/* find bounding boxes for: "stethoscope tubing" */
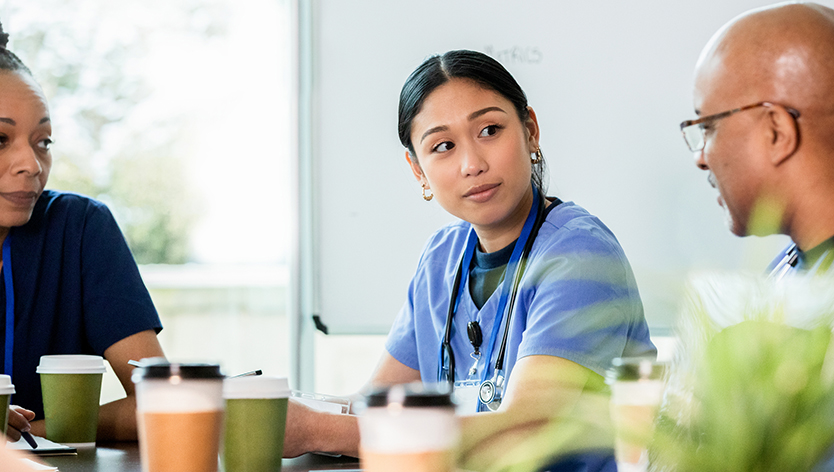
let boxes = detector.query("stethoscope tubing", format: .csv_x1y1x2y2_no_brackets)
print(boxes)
440,188,547,385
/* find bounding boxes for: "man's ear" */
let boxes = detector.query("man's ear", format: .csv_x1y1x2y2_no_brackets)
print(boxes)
766,106,800,166
406,150,426,184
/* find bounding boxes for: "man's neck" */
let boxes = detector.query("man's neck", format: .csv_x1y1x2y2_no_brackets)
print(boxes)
784,195,834,251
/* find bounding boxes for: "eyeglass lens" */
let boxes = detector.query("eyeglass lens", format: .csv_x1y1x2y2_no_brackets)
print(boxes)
682,124,705,152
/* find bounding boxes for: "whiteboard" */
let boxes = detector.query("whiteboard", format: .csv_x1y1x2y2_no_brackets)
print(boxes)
310,0,827,334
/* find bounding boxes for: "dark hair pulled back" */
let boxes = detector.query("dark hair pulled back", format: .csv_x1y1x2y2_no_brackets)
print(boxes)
397,49,546,192
0,21,33,75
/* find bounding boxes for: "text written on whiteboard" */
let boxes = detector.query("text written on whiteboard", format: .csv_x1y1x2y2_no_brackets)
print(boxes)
484,46,543,65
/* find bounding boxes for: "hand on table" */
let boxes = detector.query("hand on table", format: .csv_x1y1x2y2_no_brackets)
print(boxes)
6,405,35,442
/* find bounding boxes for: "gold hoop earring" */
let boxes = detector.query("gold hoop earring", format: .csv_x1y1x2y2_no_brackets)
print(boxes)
422,184,433,202
531,148,543,164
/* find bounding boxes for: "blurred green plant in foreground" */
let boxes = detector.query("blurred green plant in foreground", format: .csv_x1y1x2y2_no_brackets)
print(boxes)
652,273,834,471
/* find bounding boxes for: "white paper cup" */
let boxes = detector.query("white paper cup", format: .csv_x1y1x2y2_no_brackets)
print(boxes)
358,383,458,472
607,357,667,472
133,363,225,472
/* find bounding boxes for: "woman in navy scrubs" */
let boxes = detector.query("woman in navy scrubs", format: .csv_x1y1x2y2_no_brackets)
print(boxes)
284,50,654,471
0,22,165,442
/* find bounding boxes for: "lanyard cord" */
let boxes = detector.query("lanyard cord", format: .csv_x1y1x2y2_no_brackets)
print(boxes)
3,234,13,377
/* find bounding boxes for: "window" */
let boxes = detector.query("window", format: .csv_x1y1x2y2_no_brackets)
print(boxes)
6,0,293,399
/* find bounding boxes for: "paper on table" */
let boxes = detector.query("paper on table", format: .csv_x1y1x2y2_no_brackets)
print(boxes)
291,390,351,415
7,436,77,456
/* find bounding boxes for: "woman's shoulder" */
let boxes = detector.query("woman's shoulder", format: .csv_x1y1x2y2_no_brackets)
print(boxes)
37,190,109,212
531,200,637,288
28,190,115,227
537,200,624,255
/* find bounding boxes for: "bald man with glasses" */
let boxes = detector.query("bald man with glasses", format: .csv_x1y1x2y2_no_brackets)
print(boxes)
681,2,834,277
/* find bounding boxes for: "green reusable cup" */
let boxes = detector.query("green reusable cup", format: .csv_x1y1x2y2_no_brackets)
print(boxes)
0,374,15,444
37,355,106,446
222,376,290,472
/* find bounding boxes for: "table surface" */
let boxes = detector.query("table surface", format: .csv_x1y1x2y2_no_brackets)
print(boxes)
40,442,360,472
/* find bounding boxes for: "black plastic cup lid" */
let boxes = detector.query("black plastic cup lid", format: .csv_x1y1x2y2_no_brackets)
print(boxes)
132,362,223,382
364,382,454,408
606,357,667,383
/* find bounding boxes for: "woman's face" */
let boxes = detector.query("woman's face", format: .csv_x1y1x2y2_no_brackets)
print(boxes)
0,71,52,230
408,78,539,234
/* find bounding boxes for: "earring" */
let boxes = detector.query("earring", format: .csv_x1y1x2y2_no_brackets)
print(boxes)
531,148,543,164
422,184,433,201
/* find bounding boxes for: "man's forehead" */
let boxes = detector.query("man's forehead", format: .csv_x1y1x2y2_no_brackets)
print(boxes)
693,51,738,113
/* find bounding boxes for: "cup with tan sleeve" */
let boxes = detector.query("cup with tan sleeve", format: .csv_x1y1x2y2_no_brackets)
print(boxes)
133,362,224,472
358,383,458,472
37,355,106,447
222,376,290,472
607,357,666,472
0,375,15,444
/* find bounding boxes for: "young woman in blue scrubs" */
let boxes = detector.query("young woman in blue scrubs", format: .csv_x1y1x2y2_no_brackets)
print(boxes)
284,50,655,468
0,23,165,442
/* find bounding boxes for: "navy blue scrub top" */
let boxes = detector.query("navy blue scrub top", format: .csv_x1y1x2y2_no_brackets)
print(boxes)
0,190,162,419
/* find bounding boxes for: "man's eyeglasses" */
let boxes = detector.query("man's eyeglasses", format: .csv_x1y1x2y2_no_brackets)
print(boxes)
679,101,801,152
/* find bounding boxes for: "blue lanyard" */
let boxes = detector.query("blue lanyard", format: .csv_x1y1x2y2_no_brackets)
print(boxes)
3,234,13,378
443,189,541,384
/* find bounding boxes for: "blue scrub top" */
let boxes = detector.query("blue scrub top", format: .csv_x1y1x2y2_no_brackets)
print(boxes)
386,200,655,386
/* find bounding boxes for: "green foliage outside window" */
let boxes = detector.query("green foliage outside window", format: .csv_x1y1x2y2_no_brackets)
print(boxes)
7,0,229,263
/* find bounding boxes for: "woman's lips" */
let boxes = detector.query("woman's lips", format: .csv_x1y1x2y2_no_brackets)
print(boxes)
0,191,39,207
463,183,500,202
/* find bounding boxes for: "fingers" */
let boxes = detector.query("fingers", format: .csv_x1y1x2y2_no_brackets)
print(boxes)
6,405,35,441
11,405,36,421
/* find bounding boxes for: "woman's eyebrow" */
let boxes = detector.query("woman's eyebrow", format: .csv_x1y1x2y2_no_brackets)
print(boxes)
420,125,448,144
468,106,506,121
0,117,50,125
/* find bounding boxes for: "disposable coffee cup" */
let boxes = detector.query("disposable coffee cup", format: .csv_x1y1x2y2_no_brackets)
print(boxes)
222,376,290,472
358,383,458,472
133,362,224,472
607,357,666,472
37,355,106,447
0,375,15,444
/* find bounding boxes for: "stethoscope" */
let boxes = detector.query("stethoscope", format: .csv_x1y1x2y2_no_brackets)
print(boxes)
2,233,14,378
438,186,548,411
767,243,799,282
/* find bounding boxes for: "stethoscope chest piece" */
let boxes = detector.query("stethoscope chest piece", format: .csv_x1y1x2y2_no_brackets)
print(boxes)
478,372,504,411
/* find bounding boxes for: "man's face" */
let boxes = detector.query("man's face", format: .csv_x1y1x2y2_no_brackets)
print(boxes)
692,52,770,236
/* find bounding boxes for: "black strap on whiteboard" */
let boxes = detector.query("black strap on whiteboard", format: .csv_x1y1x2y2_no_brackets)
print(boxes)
312,315,329,335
